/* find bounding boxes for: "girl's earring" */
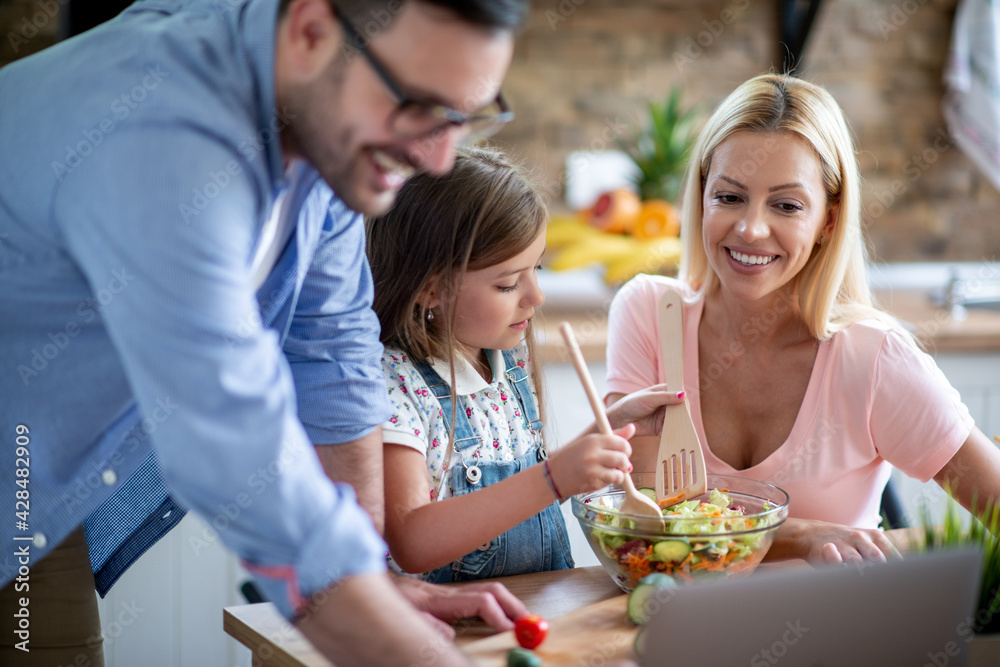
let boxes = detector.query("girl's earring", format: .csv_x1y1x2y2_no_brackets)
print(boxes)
818,236,827,247
427,309,434,321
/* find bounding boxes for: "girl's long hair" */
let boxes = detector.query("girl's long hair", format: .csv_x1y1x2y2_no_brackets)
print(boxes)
367,145,548,428
679,73,895,339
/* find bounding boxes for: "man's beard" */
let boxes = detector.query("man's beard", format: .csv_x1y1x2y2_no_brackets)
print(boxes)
279,56,371,213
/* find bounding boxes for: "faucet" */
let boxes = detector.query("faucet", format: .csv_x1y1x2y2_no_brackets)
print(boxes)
943,269,968,322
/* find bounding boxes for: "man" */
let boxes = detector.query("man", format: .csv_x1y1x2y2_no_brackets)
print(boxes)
0,0,528,664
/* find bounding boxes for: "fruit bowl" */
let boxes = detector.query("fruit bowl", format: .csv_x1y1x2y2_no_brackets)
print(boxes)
571,474,789,592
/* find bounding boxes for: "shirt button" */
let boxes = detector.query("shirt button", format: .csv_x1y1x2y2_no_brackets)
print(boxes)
162,510,173,520
102,469,117,486
33,533,47,549
477,542,491,551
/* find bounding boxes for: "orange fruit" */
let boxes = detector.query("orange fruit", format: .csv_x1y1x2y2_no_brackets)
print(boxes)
631,199,680,239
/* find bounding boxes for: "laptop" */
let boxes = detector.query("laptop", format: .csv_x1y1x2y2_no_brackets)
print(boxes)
639,548,983,667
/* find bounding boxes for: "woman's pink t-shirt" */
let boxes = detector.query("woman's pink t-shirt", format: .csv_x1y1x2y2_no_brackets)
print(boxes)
606,275,974,529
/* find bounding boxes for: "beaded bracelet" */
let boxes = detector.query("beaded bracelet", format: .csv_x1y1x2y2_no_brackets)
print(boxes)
542,459,563,501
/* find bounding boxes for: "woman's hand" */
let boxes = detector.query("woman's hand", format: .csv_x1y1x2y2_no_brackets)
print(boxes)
548,424,636,497
605,384,685,437
767,517,901,565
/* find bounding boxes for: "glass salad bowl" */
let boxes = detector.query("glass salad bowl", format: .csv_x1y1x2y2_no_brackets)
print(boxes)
572,473,789,592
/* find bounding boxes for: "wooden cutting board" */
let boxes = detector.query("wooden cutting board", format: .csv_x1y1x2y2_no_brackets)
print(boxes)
461,594,637,666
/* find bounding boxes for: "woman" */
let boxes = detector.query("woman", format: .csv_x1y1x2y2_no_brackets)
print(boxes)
606,73,1000,563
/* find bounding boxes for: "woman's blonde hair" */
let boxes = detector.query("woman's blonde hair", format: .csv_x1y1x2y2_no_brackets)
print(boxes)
679,73,891,339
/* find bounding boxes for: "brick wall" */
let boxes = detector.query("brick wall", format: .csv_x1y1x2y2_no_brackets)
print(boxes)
494,0,1000,263
3,0,998,262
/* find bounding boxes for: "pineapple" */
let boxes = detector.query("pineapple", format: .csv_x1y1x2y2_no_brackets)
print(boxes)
622,87,699,204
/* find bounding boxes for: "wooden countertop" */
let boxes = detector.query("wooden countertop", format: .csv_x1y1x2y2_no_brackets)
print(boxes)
873,288,1000,353
224,530,921,666
222,567,624,667
533,286,1000,364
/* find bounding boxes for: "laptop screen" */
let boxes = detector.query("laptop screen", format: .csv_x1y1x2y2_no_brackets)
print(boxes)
639,548,983,667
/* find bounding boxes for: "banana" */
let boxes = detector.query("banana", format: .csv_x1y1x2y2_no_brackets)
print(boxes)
545,215,597,250
602,237,683,285
548,234,640,272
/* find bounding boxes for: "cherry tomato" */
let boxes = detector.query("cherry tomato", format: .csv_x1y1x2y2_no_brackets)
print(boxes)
514,613,549,650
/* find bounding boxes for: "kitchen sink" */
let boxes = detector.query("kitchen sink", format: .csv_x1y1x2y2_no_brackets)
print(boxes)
967,302,1000,312
868,262,1000,320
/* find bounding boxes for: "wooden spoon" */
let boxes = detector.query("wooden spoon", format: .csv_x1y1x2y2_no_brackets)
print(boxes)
654,290,707,503
559,322,664,523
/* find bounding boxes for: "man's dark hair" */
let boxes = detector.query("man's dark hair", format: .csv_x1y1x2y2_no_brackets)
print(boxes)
279,0,529,32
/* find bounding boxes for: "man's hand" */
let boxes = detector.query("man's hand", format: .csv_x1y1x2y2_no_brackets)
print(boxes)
393,574,528,633
295,572,470,667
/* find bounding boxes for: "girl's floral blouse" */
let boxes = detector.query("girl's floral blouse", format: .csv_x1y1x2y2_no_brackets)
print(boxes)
380,340,541,501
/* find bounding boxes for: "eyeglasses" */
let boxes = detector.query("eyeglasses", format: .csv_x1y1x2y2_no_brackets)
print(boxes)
333,6,514,141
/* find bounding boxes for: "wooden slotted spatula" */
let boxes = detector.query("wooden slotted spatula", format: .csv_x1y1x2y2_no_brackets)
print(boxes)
654,290,707,503
559,322,664,524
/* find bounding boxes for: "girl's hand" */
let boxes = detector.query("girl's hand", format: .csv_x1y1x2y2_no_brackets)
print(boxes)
605,384,685,437
767,517,901,565
548,424,636,497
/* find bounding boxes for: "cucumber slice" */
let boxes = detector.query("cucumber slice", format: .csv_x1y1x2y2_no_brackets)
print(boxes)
652,539,691,563
634,625,647,657
507,648,542,667
627,574,679,625
637,572,675,587
637,487,657,502
628,582,658,625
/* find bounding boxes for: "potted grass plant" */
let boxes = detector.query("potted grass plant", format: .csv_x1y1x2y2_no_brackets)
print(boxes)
916,497,1000,665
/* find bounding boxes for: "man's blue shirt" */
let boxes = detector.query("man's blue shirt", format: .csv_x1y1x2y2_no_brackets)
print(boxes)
0,0,390,618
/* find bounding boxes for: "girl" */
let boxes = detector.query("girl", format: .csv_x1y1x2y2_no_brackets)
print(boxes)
366,146,681,581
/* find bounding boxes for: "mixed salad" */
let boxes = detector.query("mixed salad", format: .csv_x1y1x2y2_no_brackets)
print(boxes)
586,488,780,588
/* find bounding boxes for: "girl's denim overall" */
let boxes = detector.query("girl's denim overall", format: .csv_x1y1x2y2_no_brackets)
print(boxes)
415,350,575,583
